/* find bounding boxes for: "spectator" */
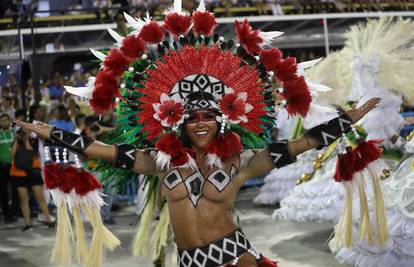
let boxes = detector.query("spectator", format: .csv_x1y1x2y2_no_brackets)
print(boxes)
67,97,81,118
29,104,47,123
1,96,15,120
74,113,86,134
1,86,11,98
268,0,284,15
10,125,54,231
0,113,17,224
48,73,64,103
15,108,26,122
25,79,36,108
48,105,75,132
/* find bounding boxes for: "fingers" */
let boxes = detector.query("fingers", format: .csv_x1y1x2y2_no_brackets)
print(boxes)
362,97,381,113
15,120,35,131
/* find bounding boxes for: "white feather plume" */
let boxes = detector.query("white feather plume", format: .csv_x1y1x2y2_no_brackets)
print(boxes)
107,28,124,47
64,76,95,100
206,153,223,169
155,151,172,171
123,12,146,35
197,0,206,11
259,31,284,47
90,48,106,62
338,17,414,104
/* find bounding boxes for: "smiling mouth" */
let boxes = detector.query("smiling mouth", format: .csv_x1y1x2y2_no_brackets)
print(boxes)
195,130,209,136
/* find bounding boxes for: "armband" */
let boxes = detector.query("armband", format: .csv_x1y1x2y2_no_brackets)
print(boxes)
306,113,352,149
269,140,297,168
50,127,94,156
114,144,137,170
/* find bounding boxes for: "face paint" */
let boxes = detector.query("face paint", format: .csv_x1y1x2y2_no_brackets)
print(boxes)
186,110,218,124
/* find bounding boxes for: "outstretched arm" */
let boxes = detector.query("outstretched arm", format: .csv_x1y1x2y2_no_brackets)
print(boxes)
237,97,380,181
15,121,158,175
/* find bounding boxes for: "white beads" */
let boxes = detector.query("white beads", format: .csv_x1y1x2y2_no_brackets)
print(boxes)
218,36,224,42
268,71,275,77
128,66,134,72
278,99,287,106
220,114,228,134
74,154,82,169
62,148,68,164
54,148,60,164
276,87,284,94
120,83,126,89
247,247,261,260
351,126,360,140
141,53,148,60
44,146,51,162
254,55,260,61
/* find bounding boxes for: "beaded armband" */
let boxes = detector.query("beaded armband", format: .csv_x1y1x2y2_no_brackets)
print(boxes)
50,127,94,156
268,140,297,168
306,113,353,149
114,144,137,170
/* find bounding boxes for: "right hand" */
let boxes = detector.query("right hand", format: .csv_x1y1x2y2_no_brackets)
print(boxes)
15,120,53,140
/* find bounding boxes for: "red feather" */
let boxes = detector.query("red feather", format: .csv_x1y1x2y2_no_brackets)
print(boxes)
259,256,279,267
163,13,192,37
95,70,118,89
139,21,165,44
353,139,383,172
275,57,298,81
59,166,78,194
281,76,311,116
334,147,355,182
192,11,217,37
205,132,243,162
90,88,116,114
90,70,119,114
259,48,283,70
235,19,263,55
121,35,145,60
155,133,191,167
103,48,129,77
155,133,180,155
75,170,103,196
43,163,61,190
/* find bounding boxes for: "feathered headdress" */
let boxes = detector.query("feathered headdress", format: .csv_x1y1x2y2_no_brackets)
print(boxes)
66,0,313,170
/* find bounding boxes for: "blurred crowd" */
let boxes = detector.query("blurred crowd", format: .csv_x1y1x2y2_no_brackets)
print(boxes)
0,0,412,21
0,62,120,231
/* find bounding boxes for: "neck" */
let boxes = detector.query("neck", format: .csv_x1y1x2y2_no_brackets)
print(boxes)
193,146,205,158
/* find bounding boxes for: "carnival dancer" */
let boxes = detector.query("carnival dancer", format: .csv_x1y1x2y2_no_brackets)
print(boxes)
333,135,414,267
274,16,413,224
16,1,379,266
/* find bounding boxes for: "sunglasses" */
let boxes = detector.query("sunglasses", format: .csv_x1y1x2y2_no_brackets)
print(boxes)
186,110,218,124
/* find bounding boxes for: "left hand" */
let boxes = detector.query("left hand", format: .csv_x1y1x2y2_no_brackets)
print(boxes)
346,97,381,123
15,120,53,140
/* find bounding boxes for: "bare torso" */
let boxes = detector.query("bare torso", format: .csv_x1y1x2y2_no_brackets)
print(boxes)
159,153,248,249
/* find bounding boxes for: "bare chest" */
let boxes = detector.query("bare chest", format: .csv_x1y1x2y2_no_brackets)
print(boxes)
161,164,239,207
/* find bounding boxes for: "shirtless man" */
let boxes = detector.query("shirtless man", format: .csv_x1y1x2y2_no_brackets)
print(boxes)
16,96,379,267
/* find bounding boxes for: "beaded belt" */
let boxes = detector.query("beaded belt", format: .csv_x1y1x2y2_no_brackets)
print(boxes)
178,228,261,267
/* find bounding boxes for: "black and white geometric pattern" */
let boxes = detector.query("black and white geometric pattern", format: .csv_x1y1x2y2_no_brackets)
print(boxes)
170,74,232,112
184,172,206,207
50,127,94,156
207,169,231,192
164,167,237,206
164,169,183,190
114,144,137,170
164,168,237,207
306,113,352,148
178,228,255,267
268,140,297,169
